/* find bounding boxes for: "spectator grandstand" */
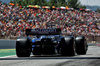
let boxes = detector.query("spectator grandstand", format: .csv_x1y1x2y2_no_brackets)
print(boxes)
0,2,100,41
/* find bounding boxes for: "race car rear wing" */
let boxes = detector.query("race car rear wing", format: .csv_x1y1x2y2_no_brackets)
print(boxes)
26,28,61,35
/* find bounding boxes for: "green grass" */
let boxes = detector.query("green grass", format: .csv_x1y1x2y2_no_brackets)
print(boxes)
0,49,16,57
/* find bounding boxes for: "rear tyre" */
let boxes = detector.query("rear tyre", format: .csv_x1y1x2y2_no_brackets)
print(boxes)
16,37,31,57
61,37,75,56
75,36,88,55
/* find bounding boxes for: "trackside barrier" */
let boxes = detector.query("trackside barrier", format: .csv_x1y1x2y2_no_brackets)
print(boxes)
86,35,100,44
0,35,100,44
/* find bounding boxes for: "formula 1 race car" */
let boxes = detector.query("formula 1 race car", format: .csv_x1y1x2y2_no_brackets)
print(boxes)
16,28,88,57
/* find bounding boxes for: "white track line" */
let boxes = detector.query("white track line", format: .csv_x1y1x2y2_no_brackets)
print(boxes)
0,55,16,58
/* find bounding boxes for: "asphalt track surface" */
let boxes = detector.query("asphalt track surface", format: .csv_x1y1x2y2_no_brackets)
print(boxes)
0,44,100,66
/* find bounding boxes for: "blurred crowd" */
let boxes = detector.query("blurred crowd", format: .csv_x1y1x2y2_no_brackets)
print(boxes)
0,2,100,39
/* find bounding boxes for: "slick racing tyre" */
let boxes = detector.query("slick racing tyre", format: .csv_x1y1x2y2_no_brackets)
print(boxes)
75,36,88,55
16,37,31,57
61,36,75,56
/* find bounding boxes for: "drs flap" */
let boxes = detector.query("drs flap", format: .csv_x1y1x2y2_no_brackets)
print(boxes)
26,28,61,35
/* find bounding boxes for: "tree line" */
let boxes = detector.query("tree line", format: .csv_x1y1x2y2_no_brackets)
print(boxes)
10,0,86,9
